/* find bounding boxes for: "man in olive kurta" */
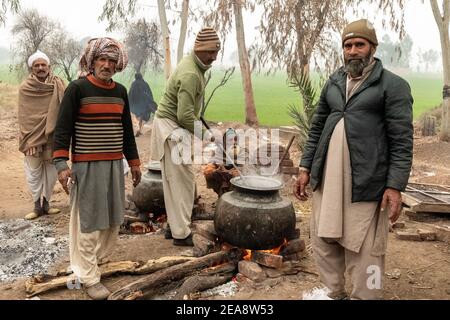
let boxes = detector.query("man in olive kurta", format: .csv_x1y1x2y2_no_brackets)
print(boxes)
150,28,221,246
294,20,413,300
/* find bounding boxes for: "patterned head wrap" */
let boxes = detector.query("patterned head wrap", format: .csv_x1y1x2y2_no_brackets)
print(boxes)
79,37,128,77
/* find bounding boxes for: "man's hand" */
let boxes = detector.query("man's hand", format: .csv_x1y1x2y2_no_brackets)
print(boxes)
58,169,72,195
131,166,141,187
381,188,403,223
293,170,310,201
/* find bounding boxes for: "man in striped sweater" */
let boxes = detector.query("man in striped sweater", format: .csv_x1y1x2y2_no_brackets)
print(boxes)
53,38,141,300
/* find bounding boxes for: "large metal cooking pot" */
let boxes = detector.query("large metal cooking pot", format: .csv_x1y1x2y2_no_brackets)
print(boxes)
214,176,296,250
132,161,165,214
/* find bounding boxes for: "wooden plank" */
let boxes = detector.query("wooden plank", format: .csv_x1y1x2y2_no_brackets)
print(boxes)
402,182,450,213
406,186,450,204
401,193,421,207
407,203,450,214
408,182,450,192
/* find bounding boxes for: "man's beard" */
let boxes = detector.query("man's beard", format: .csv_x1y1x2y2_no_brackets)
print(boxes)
344,54,372,78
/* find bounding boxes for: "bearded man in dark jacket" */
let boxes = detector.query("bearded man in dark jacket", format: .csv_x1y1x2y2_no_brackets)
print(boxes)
294,19,413,300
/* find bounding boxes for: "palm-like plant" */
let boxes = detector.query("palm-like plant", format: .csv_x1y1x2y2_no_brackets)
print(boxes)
287,71,323,151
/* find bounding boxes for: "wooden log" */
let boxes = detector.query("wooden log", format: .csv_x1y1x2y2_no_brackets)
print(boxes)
280,239,306,256
200,262,237,276
25,261,141,297
193,234,217,257
251,251,283,269
173,263,237,300
134,256,196,275
422,116,437,136
173,274,234,300
108,249,243,300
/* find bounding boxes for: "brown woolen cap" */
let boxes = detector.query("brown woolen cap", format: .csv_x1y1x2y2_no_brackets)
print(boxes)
194,27,221,52
342,19,378,47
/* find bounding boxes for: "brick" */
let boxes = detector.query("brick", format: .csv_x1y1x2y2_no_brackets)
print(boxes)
392,222,405,229
434,225,450,243
283,253,301,262
404,210,445,223
286,228,301,241
281,166,299,175
263,267,283,278
238,261,267,282
417,229,436,241
280,239,306,256
251,251,283,269
395,231,422,241
282,159,294,167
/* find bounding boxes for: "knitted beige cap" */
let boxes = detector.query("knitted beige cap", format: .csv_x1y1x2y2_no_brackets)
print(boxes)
342,19,378,46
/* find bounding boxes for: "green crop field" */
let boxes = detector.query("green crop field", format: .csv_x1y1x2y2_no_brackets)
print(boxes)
123,69,444,127
0,64,443,127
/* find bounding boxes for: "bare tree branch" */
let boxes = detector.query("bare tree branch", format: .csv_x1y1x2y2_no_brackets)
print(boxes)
0,0,20,25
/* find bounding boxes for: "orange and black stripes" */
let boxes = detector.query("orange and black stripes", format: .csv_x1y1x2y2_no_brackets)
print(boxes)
53,75,140,166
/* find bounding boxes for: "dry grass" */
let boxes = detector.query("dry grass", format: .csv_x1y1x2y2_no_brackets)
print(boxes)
0,84,19,152
0,83,19,111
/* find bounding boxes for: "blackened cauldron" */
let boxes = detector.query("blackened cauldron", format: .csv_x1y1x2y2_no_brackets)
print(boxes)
214,176,296,250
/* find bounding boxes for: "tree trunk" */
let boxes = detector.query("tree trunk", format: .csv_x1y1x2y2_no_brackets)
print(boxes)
233,0,258,126
431,0,450,141
158,0,172,80
177,0,189,64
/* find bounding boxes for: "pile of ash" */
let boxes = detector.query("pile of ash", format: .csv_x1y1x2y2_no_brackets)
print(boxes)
0,219,68,282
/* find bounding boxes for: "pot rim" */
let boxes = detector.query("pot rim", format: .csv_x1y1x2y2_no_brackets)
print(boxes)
147,161,162,171
230,175,284,192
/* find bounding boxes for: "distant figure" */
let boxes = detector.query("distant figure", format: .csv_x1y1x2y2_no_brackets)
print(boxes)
129,72,157,137
18,50,66,220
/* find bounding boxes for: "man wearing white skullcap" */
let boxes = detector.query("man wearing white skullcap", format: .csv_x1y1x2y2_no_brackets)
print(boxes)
18,50,66,220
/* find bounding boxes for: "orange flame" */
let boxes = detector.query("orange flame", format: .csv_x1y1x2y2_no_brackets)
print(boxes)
243,239,288,261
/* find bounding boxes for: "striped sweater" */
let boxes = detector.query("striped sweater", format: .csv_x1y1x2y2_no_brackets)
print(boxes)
53,75,140,166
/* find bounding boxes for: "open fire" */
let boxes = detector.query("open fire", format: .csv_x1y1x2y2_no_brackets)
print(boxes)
243,238,289,261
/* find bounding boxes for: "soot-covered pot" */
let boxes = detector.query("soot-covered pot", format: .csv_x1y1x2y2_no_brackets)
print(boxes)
132,161,165,214
214,176,296,250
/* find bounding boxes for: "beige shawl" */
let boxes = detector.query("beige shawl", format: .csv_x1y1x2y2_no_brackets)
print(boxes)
18,73,66,154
